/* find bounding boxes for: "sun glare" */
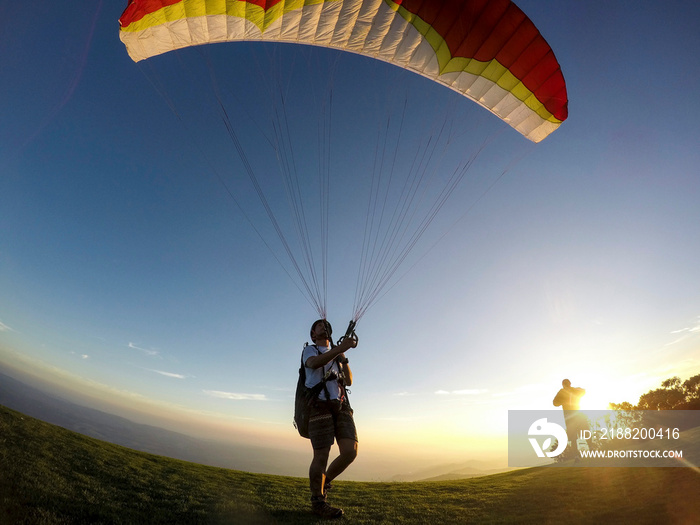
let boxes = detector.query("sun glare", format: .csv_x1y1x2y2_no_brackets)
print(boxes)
579,390,613,410
576,376,636,411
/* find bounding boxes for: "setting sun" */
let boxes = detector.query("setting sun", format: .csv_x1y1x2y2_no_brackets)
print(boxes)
578,387,614,410
573,372,666,411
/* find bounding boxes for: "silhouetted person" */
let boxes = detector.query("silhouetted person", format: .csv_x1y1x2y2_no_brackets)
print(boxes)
553,379,586,446
303,319,358,519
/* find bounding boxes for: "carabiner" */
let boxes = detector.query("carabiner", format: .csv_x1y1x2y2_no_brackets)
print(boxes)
336,320,358,345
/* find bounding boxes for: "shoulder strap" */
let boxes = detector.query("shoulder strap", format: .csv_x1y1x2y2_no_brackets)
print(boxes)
302,345,335,401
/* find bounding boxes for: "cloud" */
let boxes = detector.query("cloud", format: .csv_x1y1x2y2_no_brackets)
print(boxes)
664,336,686,347
670,316,700,335
452,389,488,395
435,389,487,396
203,390,267,401
150,369,186,379
0,320,14,332
128,342,160,357
661,317,700,351
491,382,549,398
81,354,90,360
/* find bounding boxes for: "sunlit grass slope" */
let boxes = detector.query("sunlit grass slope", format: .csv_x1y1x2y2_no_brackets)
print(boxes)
2,404,699,524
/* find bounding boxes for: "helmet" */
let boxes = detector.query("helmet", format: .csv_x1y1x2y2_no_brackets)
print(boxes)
310,319,332,340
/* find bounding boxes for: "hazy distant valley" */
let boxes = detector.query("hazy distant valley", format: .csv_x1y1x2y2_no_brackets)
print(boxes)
0,366,507,481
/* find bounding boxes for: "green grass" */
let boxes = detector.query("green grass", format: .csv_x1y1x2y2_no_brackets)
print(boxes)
2,404,699,524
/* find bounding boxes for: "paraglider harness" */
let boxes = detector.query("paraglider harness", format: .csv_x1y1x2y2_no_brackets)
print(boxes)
293,321,356,439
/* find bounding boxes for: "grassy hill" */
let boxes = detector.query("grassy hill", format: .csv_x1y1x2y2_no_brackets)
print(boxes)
2,404,699,524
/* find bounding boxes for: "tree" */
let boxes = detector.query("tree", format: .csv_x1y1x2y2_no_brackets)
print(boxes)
609,373,700,432
607,401,643,430
680,375,700,409
636,376,686,410
612,373,700,411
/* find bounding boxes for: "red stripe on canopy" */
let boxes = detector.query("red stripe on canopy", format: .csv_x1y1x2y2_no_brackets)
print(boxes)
393,0,567,122
120,0,287,27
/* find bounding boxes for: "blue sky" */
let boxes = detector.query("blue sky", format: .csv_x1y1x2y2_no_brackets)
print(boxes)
2,1,700,478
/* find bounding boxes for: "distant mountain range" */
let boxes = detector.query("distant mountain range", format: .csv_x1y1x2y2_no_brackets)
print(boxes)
0,367,510,481
0,369,309,476
390,461,513,482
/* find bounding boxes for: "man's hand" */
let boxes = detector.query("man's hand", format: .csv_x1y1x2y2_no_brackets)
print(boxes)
306,338,356,369
338,336,357,351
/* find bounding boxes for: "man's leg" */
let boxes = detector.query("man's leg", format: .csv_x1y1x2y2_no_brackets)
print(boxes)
309,445,344,519
325,438,357,485
309,446,330,497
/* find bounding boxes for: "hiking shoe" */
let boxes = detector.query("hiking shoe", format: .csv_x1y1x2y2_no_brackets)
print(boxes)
311,497,344,519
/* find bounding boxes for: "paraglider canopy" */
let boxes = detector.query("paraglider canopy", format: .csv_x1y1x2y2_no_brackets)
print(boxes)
119,0,568,143
118,0,568,324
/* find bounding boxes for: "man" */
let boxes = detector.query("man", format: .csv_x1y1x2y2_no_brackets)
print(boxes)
553,379,586,447
302,319,358,519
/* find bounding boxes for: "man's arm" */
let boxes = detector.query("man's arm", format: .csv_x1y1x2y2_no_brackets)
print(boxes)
553,389,565,407
339,358,352,386
305,338,357,369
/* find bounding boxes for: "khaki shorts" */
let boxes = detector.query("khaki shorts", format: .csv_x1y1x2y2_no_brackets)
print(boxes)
308,399,358,450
